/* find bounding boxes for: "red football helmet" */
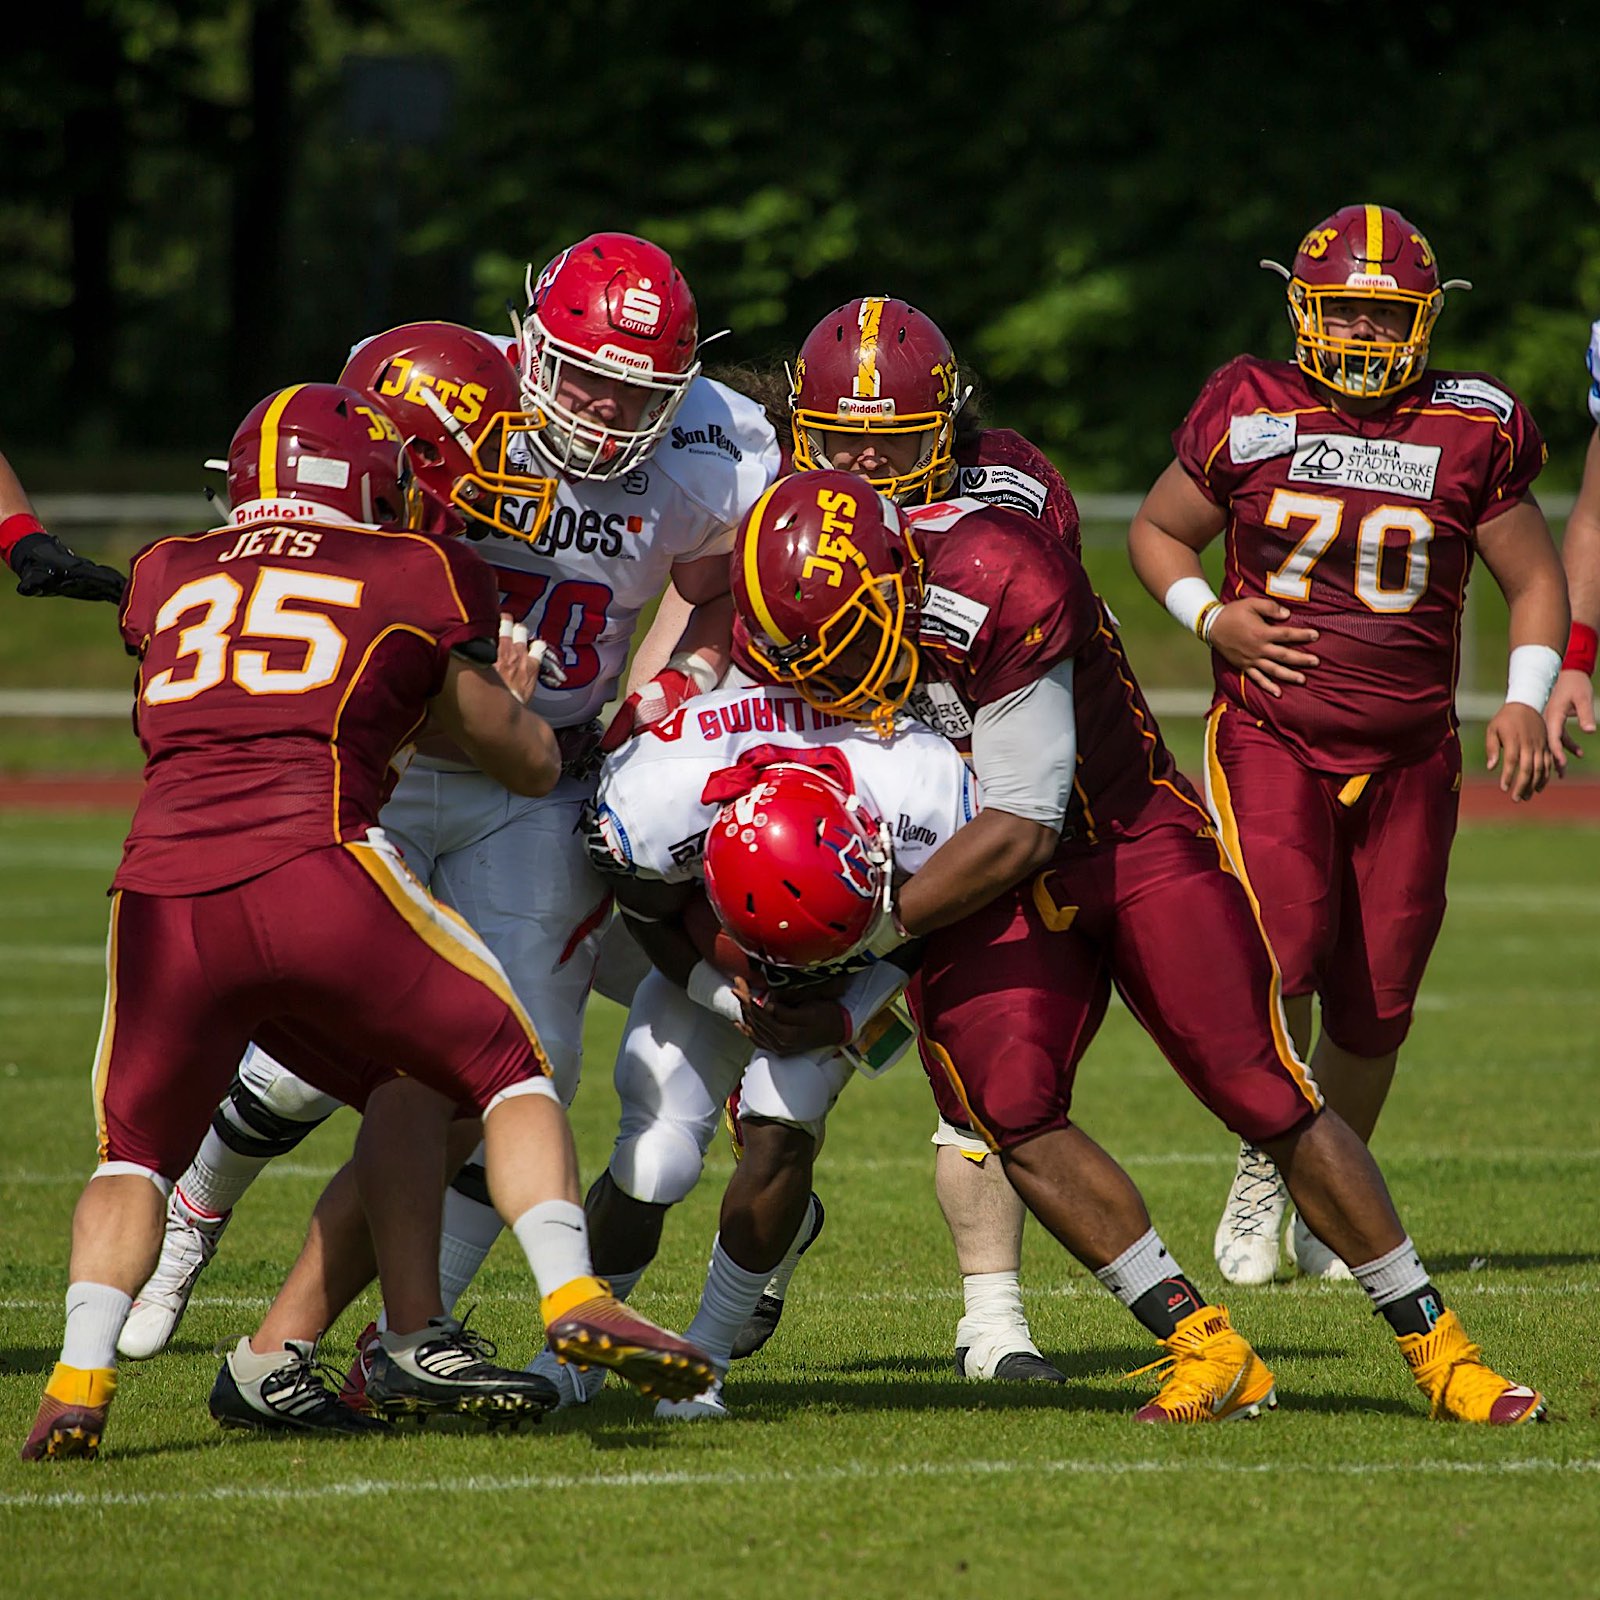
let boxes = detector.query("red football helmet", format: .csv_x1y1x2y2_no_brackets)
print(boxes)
790,297,963,503
703,764,891,971
515,232,700,481
733,470,921,734
226,382,422,530
340,322,557,544
1267,204,1464,399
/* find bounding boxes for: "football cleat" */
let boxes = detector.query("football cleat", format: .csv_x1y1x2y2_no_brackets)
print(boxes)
730,1193,826,1360
364,1315,559,1426
654,1375,728,1421
955,1345,1068,1383
210,1337,388,1435
1287,1211,1354,1281
20,1365,116,1462
1398,1309,1547,1424
1129,1305,1278,1423
118,1191,231,1359
525,1344,608,1408
1213,1142,1287,1286
542,1275,716,1402
337,1320,382,1414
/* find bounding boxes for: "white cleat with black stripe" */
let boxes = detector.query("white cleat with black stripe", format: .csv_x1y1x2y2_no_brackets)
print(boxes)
364,1316,559,1426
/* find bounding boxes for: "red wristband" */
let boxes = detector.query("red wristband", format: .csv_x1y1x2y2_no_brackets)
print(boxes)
0,511,45,561
1563,621,1599,677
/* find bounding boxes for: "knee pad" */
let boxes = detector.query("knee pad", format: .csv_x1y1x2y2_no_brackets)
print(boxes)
213,1072,337,1159
609,1122,707,1207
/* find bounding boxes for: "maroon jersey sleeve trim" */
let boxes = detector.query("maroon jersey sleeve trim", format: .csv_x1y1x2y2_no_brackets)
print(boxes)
329,622,441,845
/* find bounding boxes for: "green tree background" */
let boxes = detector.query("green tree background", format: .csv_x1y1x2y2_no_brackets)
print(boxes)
4,0,1598,489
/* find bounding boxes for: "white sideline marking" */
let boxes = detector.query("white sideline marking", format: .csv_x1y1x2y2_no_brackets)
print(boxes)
0,1295,271,1312
1449,885,1600,913
0,943,104,966
2,1454,1596,1512
0,845,119,871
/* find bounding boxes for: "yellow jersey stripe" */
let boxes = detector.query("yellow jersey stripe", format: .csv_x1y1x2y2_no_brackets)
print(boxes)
1365,203,1384,269
91,893,123,1163
923,1037,1000,1154
855,296,885,397
257,385,305,501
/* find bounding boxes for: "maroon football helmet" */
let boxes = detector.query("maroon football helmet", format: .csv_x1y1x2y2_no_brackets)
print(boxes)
339,322,556,544
703,763,891,970
515,232,700,481
790,297,963,503
733,470,920,734
226,383,421,530
1267,204,1462,399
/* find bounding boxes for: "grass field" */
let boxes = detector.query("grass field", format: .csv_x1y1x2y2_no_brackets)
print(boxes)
0,809,1597,1598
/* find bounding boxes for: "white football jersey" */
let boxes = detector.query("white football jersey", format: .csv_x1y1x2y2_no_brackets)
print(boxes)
1587,318,1600,427
590,683,981,883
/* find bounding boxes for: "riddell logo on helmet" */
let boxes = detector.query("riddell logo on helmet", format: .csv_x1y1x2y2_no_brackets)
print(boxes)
838,397,896,418
1344,272,1399,290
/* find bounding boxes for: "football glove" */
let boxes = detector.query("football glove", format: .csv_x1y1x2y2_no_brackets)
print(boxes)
10,533,127,603
599,651,719,753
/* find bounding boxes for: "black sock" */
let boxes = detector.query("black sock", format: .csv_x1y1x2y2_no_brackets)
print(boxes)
1129,1274,1206,1339
1378,1283,1445,1338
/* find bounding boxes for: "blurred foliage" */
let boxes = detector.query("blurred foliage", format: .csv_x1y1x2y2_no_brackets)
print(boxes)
3,0,1599,487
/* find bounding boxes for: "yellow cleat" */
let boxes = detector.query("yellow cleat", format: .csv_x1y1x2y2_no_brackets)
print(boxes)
20,1364,117,1461
1398,1309,1546,1424
542,1276,717,1404
1129,1305,1278,1423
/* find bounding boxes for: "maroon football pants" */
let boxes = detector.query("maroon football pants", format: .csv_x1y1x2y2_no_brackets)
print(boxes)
92,838,551,1178
911,821,1320,1152
1206,704,1459,1056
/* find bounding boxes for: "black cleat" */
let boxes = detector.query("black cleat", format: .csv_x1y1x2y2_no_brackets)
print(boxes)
210,1338,389,1434
365,1315,558,1426
954,1346,1068,1383
730,1193,826,1360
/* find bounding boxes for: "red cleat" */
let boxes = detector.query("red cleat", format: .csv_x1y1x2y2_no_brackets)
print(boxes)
20,1365,117,1462
542,1276,716,1403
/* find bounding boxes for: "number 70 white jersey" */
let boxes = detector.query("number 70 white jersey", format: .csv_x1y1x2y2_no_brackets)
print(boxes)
590,683,981,883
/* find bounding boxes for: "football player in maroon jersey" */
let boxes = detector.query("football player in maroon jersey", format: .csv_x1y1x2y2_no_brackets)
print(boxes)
1545,320,1600,766
20,383,713,1461
729,470,1544,1425
0,447,126,602
1127,205,1570,1286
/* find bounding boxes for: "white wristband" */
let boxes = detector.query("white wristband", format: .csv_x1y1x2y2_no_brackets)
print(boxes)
1504,644,1563,713
686,958,744,1023
665,651,721,695
837,958,911,1042
1163,576,1222,641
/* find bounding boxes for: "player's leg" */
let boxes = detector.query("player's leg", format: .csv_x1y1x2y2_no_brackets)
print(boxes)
24,893,253,1461
1114,824,1543,1423
293,837,713,1406
1204,706,1339,1284
660,1048,852,1419
424,777,611,1306
118,1045,342,1359
915,871,1270,1423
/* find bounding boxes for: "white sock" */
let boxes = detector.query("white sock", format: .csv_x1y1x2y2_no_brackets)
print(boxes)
1350,1235,1430,1309
955,1270,1029,1338
684,1236,770,1369
1093,1228,1184,1308
177,1128,266,1218
439,1186,505,1313
760,1195,820,1303
60,1282,133,1370
510,1200,594,1302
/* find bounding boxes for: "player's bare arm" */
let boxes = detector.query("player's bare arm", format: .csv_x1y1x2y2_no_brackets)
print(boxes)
1474,495,1569,801
1129,460,1320,698
430,653,562,796
0,447,127,603
1546,429,1600,766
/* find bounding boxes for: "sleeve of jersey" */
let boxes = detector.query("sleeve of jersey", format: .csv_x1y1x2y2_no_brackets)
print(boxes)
963,532,1098,706
671,385,783,563
590,758,703,883
1475,393,1548,526
117,545,156,655
1172,358,1250,506
971,429,1082,554
432,541,502,658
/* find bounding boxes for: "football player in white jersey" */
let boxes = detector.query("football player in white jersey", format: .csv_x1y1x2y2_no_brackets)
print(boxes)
1544,318,1600,765
541,677,979,1415
119,238,780,1380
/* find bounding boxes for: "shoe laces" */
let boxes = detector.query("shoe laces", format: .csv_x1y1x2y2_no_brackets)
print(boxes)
427,1307,500,1364
268,1339,349,1407
1123,1322,1241,1411
1221,1147,1285,1239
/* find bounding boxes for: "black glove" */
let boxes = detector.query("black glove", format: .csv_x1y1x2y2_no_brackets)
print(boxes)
10,532,128,603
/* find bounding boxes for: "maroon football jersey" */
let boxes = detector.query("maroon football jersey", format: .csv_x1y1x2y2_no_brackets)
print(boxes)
904,498,1207,841
1175,356,1545,772
114,513,500,894
952,427,1081,558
